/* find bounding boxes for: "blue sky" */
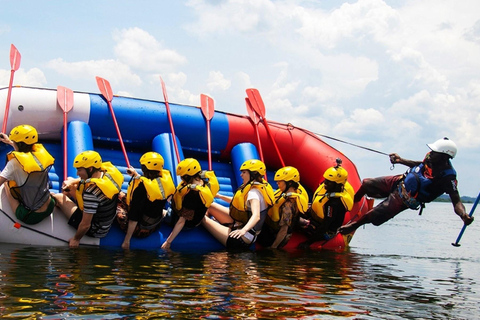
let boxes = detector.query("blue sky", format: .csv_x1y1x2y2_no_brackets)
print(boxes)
1,0,480,197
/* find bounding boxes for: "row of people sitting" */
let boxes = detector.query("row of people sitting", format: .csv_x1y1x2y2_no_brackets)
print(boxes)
0,124,354,250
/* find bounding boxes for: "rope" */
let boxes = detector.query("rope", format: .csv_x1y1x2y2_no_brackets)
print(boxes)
0,207,96,247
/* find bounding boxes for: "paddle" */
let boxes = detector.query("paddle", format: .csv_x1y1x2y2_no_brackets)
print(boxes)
57,86,74,181
200,94,215,170
245,97,265,165
2,44,21,134
95,76,131,168
245,88,285,167
452,191,480,247
159,76,180,164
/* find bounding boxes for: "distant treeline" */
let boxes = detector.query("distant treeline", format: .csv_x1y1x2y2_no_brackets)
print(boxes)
435,194,476,203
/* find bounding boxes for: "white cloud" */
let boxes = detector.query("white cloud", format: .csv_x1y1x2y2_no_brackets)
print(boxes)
46,58,142,87
207,71,231,91
0,68,47,87
113,27,187,73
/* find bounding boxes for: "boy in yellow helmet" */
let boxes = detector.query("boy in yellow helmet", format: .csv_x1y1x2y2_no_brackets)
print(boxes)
53,150,123,248
117,152,175,249
0,125,55,224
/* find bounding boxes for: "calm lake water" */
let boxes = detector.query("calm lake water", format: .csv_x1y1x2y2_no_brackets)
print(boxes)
0,202,478,319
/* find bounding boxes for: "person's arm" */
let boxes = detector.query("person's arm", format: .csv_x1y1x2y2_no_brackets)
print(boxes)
389,153,422,168
450,192,474,225
122,220,138,249
69,213,93,248
161,216,186,249
0,133,15,149
270,225,288,248
215,193,233,203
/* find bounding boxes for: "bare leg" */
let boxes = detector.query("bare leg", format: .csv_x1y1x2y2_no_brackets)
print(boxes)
52,193,78,219
202,216,231,246
207,202,234,225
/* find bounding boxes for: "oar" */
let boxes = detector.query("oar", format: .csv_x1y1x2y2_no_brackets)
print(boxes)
2,44,21,134
452,191,480,247
246,88,285,167
246,97,266,180
95,76,130,168
200,94,215,170
159,76,180,164
57,86,74,181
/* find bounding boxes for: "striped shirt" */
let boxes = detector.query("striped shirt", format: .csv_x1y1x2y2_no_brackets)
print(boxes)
83,184,118,238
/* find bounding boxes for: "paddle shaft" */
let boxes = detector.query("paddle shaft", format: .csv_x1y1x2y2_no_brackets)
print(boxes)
160,77,180,163
106,99,130,168
245,98,266,179
452,191,480,247
206,119,212,170
261,118,285,167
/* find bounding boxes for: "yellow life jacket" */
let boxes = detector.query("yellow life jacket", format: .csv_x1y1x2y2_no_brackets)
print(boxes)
172,170,219,211
230,180,275,224
7,144,54,173
310,181,354,220
125,169,175,206
76,161,124,210
268,183,309,223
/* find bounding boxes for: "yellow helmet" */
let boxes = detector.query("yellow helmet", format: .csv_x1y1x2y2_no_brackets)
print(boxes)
140,152,164,171
274,166,300,182
9,124,38,145
240,159,266,176
323,166,348,185
176,158,201,176
73,151,102,169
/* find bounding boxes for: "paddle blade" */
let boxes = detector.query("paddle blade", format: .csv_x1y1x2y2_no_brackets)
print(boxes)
200,94,215,120
246,88,266,119
95,76,113,102
57,86,74,113
9,44,21,71
245,98,260,125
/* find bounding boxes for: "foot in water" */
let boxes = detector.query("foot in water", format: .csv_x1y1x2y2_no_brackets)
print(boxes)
338,222,358,235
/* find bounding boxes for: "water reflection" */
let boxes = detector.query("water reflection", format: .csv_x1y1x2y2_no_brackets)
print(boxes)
0,242,478,319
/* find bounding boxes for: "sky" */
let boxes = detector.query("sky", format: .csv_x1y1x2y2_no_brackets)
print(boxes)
1,0,479,197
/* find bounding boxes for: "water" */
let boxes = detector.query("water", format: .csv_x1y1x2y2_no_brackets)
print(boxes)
0,202,478,319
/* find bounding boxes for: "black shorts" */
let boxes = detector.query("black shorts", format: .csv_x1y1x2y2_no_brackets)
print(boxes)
68,208,84,229
226,227,257,251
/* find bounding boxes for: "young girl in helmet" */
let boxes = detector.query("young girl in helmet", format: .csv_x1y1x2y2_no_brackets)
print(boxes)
202,159,275,250
54,150,123,248
257,166,309,249
0,125,56,224
117,152,175,249
300,161,354,246
161,158,219,250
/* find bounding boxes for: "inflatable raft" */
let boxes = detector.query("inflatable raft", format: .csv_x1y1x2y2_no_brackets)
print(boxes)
0,86,370,251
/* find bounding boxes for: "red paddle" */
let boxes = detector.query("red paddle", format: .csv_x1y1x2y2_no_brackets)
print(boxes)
200,94,215,170
246,97,266,180
95,76,130,168
246,88,285,167
159,76,180,164
2,44,21,134
57,86,74,180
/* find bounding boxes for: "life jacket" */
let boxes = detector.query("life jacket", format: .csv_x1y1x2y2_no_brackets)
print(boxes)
76,161,124,211
172,170,219,211
125,169,175,206
400,163,456,207
7,144,55,211
310,181,354,222
267,183,309,226
230,180,275,224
